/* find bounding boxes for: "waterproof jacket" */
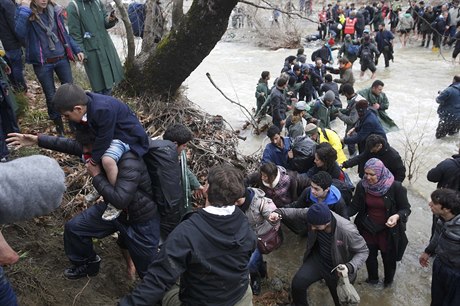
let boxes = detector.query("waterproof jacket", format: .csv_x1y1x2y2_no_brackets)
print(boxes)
427,154,460,189
425,214,460,269
242,188,280,236
277,208,369,281
287,186,348,219
310,98,334,129
78,92,150,163
342,140,406,182
317,128,347,165
255,79,269,106
261,136,291,168
15,5,82,65
37,135,157,224
344,110,386,153
349,180,411,262
436,82,460,120
358,87,398,132
0,0,23,50
67,0,124,92
119,208,257,306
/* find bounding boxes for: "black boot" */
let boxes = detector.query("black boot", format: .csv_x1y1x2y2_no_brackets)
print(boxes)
250,273,261,296
64,255,101,279
53,118,65,137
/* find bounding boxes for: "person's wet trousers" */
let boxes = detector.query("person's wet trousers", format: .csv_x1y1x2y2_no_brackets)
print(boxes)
365,244,396,285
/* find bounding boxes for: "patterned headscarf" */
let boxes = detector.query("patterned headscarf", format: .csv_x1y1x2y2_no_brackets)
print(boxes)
362,158,394,197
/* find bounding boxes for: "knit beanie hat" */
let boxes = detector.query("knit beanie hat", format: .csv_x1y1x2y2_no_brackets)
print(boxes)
324,90,335,102
306,203,332,225
305,123,318,136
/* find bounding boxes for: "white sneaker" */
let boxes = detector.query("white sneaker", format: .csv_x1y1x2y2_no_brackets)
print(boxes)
102,203,121,221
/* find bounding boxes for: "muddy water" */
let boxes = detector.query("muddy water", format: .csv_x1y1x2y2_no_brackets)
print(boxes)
183,41,459,305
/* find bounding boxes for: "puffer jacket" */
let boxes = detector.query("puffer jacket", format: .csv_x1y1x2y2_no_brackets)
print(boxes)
425,214,460,269
37,135,157,224
277,208,369,280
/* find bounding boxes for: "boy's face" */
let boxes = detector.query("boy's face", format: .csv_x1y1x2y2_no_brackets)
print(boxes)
62,105,86,123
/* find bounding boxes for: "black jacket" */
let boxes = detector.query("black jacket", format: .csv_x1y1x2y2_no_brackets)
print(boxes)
38,135,157,224
427,154,460,189
270,86,287,122
349,181,411,262
119,208,257,306
342,141,406,182
0,0,23,50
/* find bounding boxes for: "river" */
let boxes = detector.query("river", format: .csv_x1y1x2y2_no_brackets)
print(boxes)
182,40,458,305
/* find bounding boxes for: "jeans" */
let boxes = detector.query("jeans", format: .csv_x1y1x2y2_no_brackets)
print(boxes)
0,267,18,306
431,257,460,306
5,49,27,92
33,58,73,121
64,203,160,279
291,250,340,306
248,248,264,275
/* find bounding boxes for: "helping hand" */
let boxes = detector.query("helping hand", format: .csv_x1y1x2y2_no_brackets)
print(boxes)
419,252,430,267
6,133,38,148
86,162,101,177
268,212,281,222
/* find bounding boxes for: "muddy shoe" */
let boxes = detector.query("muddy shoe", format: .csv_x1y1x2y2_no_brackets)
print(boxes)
102,203,121,221
64,255,101,280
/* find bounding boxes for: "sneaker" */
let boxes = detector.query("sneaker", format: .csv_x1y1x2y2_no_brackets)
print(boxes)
64,255,101,279
102,203,122,221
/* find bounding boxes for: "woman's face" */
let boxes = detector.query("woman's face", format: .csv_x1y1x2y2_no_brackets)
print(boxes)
364,168,378,185
314,153,325,168
34,0,48,10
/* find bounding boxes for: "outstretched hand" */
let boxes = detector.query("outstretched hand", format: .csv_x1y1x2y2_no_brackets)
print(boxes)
6,133,38,148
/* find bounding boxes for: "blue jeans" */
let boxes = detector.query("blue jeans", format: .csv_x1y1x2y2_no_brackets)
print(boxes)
5,49,27,92
0,267,18,306
64,203,160,279
33,58,73,121
248,248,264,274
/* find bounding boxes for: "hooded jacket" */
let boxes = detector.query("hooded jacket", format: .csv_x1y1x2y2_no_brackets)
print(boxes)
342,140,406,182
288,185,348,219
425,214,460,269
343,110,386,153
119,208,257,306
240,188,280,236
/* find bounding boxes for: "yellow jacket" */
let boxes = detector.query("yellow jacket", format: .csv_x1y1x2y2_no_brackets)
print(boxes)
318,128,347,165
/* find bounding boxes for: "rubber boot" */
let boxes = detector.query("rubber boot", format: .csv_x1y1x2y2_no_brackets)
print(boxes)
53,118,65,137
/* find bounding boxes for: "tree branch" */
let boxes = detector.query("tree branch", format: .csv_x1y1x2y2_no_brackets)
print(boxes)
239,0,318,24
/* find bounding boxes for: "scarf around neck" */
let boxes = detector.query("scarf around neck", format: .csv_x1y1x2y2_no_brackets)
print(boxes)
362,158,394,197
35,4,59,51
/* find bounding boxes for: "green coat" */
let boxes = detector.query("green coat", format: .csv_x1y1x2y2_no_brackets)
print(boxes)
358,87,398,132
67,0,124,92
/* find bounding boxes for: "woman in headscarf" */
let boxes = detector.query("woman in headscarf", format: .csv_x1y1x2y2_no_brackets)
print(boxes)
15,0,84,135
348,158,411,287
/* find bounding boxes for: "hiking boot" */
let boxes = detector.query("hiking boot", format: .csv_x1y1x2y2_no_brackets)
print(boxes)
102,203,122,221
64,255,101,280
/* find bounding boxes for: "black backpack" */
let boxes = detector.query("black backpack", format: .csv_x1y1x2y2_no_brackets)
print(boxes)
143,139,183,215
360,45,372,61
332,177,354,206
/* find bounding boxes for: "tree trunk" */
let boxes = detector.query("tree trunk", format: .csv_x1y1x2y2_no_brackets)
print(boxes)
113,0,135,69
126,0,238,99
171,0,184,30
141,0,166,53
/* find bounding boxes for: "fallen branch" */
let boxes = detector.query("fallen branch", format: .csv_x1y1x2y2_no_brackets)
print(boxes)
72,277,91,306
206,72,259,130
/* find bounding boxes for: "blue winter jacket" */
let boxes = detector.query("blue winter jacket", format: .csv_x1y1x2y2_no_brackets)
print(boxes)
436,82,460,119
15,5,82,65
261,137,291,168
77,93,150,163
375,30,394,52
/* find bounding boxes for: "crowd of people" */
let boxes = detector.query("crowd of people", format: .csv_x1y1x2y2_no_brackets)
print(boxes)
0,0,460,306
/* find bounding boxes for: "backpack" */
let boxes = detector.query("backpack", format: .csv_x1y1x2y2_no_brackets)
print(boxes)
128,3,146,37
332,176,355,206
347,43,360,56
360,45,372,60
143,139,183,215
